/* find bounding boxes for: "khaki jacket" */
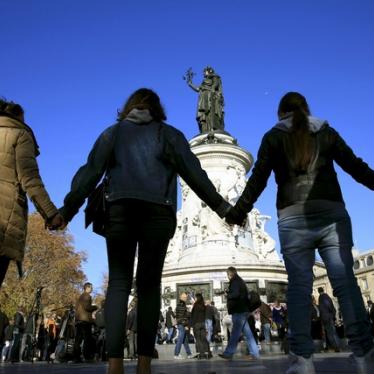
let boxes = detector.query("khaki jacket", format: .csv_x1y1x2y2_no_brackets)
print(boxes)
75,292,98,323
0,115,58,262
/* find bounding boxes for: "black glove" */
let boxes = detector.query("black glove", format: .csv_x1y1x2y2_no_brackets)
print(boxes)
225,207,247,226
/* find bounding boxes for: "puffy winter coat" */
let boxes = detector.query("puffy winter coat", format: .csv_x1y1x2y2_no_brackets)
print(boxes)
0,115,58,262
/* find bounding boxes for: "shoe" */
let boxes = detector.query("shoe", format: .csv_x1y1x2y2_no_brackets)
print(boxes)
218,353,233,361
286,352,315,374
352,347,374,374
243,354,258,361
187,355,193,359
68,359,83,364
174,355,184,359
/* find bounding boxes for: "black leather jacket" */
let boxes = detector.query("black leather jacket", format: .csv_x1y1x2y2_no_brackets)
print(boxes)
61,119,230,222
234,118,374,216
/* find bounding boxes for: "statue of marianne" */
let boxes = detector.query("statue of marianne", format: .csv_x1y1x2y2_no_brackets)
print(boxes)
184,66,225,133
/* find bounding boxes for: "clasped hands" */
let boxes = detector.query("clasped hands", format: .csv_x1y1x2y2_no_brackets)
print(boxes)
225,205,247,227
44,205,247,231
46,212,67,231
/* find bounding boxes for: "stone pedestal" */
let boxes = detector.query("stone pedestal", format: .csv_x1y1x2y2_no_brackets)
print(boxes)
161,131,288,310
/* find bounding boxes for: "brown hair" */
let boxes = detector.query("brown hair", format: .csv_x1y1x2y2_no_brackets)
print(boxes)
0,98,24,119
117,88,166,122
278,92,314,173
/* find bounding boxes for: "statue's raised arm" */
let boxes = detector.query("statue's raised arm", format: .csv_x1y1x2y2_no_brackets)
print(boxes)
183,68,199,92
184,66,225,134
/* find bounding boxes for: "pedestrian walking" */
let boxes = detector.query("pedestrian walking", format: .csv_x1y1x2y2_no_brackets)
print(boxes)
174,292,193,359
317,287,340,352
191,293,211,359
259,301,272,344
73,282,98,362
218,267,259,360
165,307,176,344
205,300,214,344
272,300,287,349
126,299,137,360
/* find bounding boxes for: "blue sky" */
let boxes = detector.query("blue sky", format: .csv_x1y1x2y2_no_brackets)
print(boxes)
1,0,374,289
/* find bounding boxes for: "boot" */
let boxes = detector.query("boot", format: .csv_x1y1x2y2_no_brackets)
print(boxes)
108,358,124,374
137,355,152,374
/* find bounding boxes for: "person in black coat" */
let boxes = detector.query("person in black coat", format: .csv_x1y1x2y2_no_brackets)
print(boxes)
2,318,14,362
226,92,374,373
174,293,192,358
126,299,137,359
165,307,176,344
368,300,374,336
191,294,211,359
317,287,340,351
0,307,9,351
219,267,259,360
59,89,231,374
311,295,323,340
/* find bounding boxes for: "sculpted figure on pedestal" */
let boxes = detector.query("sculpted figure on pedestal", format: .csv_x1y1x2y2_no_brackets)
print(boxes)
184,66,225,133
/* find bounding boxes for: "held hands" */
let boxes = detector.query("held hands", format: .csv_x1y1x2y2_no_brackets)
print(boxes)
46,213,67,231
225,206,247,226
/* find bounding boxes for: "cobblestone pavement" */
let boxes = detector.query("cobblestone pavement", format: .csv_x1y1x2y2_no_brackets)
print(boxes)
0,353,361,374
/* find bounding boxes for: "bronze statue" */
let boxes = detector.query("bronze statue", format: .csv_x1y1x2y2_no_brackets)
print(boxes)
184,66,225,133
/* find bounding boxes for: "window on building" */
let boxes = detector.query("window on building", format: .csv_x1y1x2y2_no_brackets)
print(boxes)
354,260,360,270
362,278,369,290
367,256,373,266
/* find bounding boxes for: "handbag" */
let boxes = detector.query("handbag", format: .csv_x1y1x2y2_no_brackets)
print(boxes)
247,290,262,312
84,180,107,236
84,123,120,236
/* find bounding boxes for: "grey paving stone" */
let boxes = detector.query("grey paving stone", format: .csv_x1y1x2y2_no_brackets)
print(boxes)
0,353,359,374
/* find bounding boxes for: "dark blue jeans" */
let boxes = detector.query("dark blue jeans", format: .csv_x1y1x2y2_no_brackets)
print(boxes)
104,199,175,358
223,312,259,358
174,324,192,356
278,206,373,357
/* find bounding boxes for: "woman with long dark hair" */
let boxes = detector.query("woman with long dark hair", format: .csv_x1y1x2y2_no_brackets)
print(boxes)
0,99,63,287
226,92,374,374
60,88,231,374
191,293,211,359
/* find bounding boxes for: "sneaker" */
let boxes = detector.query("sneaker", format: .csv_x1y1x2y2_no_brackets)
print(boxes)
352,347,374,374
174,355,184,360
218,353,233,361
187,355,193,359
286,352,315,374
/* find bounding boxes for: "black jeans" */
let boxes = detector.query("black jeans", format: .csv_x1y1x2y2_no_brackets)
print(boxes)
73,322,94,360
193,322,210,355
104,199,175,358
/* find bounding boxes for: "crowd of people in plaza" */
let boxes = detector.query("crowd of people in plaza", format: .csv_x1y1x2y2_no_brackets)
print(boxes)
2,89,374,374
1,270,374,368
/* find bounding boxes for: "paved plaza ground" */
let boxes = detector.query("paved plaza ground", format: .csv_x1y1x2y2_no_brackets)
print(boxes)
0,353,362,374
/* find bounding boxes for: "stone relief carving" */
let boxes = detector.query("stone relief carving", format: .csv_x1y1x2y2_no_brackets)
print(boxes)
249,208,278,260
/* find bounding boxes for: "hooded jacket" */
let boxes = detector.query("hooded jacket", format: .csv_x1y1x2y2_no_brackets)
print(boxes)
61,110,230,225
233,115,374,217
0,114,58,263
